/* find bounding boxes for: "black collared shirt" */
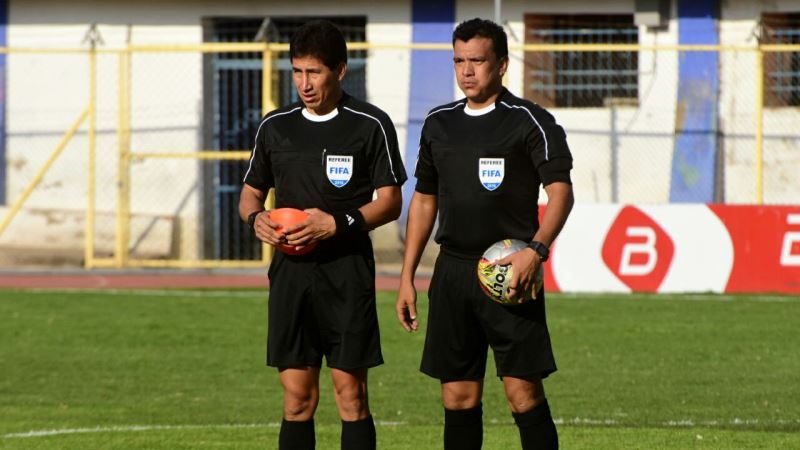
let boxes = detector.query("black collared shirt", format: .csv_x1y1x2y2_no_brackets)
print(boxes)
415,89,573,257
244,93,407,219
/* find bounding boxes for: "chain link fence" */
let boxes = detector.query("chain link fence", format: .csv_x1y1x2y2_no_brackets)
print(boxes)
0,43,798,268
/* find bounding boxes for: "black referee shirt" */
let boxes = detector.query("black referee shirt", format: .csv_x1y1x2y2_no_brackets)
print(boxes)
415,88,573,258
244,93,407,231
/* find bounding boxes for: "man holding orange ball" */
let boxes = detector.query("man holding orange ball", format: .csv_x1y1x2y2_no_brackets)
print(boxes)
238,20,406,450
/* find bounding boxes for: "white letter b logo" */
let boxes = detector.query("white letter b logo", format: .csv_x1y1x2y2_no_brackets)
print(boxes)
780,214,800,267
620,227,658,276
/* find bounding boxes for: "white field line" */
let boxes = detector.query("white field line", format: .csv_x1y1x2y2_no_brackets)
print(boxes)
663,418,800,427
2,421,407,439
4,418,799,439
4,423,277,438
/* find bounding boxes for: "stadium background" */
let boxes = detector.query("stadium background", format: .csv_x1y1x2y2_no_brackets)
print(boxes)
1,1,800,449
0,0,798,291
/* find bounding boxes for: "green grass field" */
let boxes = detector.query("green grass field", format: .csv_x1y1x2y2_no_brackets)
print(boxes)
1,288,799,449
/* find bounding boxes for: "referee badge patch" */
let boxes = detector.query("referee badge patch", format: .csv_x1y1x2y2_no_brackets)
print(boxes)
326,155,353,188
479,158,504,191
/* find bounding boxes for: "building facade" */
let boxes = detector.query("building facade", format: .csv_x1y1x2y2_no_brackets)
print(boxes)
1,0,798,266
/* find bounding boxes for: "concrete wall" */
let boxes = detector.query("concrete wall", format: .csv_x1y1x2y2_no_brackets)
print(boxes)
719,0,800,204
5,0,413,262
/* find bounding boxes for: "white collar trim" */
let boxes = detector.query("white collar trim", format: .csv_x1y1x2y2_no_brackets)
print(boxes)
302,107,339,122
464,103,496,116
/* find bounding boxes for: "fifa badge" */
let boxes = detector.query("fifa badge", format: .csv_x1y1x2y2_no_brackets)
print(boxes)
326,155,353,188
479,158,504,191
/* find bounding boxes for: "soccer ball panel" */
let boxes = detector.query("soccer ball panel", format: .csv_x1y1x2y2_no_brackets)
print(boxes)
477,239,544,305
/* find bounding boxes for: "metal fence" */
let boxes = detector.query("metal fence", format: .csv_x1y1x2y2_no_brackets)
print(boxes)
0,42,798,269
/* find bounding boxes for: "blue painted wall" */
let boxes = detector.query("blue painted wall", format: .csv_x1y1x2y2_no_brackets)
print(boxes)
0,0,6,204
670,0,720,202
400,0,454,234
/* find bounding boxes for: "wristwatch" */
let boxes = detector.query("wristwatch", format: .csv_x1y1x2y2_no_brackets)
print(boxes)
527,240,550,262
247,210,263,232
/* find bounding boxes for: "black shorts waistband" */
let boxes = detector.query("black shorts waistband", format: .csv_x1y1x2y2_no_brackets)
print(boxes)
440,246,483,262
277,232,372,262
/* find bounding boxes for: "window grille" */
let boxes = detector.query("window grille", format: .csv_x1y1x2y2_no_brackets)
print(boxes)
524,14,639,108
761,13,800,107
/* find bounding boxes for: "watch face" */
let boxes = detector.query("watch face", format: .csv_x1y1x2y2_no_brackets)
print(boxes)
529,241,549,261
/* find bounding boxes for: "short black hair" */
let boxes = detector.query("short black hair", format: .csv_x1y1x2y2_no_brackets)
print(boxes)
452,18,508,60
290,20,348,70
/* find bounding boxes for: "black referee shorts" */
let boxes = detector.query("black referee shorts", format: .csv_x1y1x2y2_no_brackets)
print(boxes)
266,240,382,370
421,250,557,380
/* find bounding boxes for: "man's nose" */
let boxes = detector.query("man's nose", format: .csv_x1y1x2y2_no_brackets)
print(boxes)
301,74,312,90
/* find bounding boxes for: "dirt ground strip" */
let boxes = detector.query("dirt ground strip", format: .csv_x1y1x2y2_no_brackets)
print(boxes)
0,270,428,291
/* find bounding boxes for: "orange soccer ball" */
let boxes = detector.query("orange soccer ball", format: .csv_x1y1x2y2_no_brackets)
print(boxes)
270,208,317,256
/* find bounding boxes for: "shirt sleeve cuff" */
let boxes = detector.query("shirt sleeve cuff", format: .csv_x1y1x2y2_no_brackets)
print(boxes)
415,179,437,195
539,158,573,186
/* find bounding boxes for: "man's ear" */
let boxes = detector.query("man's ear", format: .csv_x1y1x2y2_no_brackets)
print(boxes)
498,56,510,77
337,63,348,81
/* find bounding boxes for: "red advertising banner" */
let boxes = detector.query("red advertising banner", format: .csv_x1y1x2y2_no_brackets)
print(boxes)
544,204,800,294
709,205,800,294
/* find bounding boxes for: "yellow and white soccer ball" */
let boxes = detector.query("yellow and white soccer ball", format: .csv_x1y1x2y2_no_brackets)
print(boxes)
477,239,544,305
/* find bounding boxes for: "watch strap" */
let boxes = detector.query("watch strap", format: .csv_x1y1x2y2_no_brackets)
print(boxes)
247,210,263,232
527,240,550,262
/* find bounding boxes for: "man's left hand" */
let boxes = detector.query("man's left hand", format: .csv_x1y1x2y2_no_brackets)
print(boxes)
495,247,542,301
282,208,336,250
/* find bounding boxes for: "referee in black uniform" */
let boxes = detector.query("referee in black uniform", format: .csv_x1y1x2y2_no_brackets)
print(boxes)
239,20,406,450
396,18,573,450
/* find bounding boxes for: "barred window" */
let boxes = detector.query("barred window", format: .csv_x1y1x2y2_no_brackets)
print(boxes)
761,13,800,107
524,14,639,108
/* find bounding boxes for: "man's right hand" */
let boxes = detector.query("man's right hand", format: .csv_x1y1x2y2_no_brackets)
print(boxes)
396,282,419,332
252,210,286,246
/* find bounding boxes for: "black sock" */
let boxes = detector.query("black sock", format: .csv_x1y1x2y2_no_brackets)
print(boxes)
279,418,315,450
513,400,558,450
444,404,483,450
341,415,376,450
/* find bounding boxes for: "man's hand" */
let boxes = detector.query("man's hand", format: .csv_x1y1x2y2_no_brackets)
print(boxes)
280,208,336,251
495,248,542,301
396,281,419,332
252,210,285,246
